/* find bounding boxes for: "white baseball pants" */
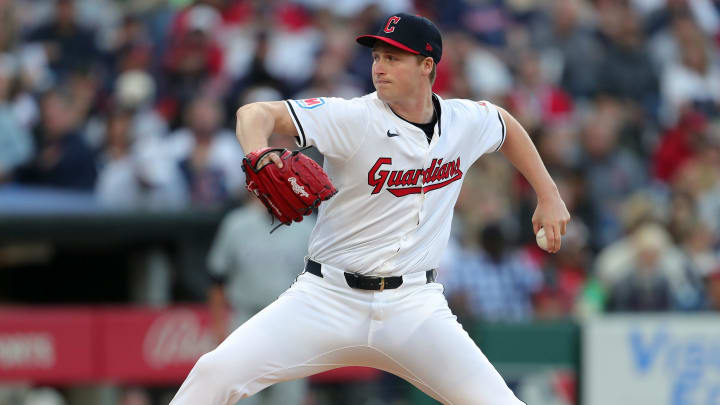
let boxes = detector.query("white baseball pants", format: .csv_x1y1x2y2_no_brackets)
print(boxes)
170,262,525,405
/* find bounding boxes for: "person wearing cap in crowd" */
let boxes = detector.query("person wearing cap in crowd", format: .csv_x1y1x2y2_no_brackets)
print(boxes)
171,12,569,405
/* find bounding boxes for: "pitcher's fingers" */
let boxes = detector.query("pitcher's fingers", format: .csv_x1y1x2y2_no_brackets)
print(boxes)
533,221,541,235
270,153,283,168
546,224,560,253
552,224,563,252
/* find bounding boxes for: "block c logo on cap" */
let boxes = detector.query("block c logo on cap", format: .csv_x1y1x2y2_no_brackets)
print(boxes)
384,16,401,33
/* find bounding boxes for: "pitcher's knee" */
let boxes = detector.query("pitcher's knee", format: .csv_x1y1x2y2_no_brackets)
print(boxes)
189,350,233,386
189,348,262,396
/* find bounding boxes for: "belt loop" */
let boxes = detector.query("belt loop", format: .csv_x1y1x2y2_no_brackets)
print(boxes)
305,260,323,278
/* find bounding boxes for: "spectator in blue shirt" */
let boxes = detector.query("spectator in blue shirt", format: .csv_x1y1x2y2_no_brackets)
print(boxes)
443,223,543,322
14,89,96,190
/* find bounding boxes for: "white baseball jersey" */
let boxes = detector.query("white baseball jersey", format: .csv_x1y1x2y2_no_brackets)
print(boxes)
285,93,506,276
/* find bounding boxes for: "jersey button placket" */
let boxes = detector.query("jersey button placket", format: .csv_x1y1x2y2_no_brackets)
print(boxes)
418,149,430,224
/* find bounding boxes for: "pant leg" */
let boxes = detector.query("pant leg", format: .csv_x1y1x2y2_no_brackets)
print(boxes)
372,282,525,405
170,273,368,405
227,311,308,405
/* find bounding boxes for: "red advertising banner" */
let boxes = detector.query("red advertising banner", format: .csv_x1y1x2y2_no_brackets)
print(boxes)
0,306,380,385
100,307,213,384
0,308,95,384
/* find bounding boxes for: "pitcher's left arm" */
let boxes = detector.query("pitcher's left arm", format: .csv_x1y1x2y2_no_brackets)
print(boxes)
496,106,571,253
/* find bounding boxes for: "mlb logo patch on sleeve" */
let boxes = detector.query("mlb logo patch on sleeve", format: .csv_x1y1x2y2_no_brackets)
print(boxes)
295,98,326,109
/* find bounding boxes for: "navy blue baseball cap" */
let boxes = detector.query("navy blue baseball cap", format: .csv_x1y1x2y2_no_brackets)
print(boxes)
356,13,442,64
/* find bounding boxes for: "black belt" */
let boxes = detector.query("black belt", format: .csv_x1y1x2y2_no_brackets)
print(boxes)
304,259,436,291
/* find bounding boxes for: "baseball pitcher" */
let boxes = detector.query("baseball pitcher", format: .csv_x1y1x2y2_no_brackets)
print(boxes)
171,13,570,405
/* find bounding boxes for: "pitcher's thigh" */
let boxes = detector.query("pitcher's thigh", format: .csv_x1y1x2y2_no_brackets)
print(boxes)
377,291,525,405
170,288,341,405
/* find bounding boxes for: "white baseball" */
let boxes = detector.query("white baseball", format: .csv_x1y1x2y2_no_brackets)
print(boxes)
536,228,549,250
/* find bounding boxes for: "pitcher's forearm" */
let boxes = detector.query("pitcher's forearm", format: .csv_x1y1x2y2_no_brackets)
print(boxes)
236,103,274,154
498,108,559,201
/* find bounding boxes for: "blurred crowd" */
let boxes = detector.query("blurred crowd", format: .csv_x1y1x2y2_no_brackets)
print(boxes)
1,0,720,324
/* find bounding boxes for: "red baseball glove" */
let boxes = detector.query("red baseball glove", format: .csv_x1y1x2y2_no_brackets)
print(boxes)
242,148,337,230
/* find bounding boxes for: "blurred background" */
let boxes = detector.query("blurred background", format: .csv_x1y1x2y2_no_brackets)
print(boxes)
0,0,719,404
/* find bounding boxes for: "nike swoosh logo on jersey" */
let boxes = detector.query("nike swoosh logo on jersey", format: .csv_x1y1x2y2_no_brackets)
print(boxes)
386,130,400,137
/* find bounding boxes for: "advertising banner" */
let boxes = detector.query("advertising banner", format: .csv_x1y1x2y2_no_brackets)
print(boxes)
101,307,214,383
0,308,95,384
584,315,720,405
0,306,378,385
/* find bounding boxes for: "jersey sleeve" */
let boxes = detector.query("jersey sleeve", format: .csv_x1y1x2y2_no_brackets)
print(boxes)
471,100,507,157
285,97,370,161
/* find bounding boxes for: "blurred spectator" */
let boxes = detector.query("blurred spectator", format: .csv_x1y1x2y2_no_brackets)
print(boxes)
166,96,244,208
678,221,717,299
672,123,720,232
0,0,20,53
95,109,187,209
113,69,168,144
644,0,720,40
438,0,508,47
294,31,364,99
454,32,513,101
14,89,96,190
263,3,324,92
25,0,102,81
652,109,708,182
578,99,647,247
443,222,543,322
666,191,698,243
660,28,720,124
227,29,286,103
597,222,701,311
297,0,412,18
597,5,658,110
605,223,675,312
534,123,581,176
109,13,154,74
212,0,258,81
0,54,33,183
507,49,573,133
221,3,326,102
649,14,706,72
536,0,604,99
161,4,225,124
94,11,157,118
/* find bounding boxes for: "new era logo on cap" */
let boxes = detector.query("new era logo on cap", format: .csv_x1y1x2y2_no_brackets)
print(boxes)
356,13,443,64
